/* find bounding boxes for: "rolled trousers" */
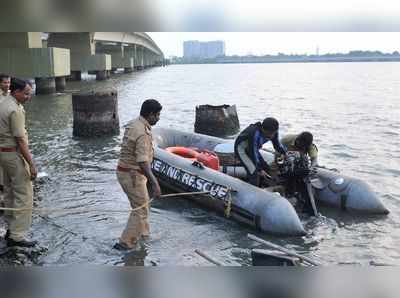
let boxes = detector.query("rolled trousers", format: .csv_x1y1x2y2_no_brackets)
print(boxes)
0,152,33,241
117,171,150,248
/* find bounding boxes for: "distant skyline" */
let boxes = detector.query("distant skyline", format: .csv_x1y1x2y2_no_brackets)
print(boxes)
149,32,400,58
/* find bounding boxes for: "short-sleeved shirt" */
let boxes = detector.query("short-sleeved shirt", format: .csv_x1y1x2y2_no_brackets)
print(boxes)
0,91,8,103
0,95,27,147
118,116,153,170
280,134,318,161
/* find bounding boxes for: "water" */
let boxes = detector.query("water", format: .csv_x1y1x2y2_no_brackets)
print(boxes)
19,63,400,265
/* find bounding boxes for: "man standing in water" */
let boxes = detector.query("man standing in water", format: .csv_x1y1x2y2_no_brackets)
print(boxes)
234,117,287,186
0,78,37,247
0,74,11,196
114,99,162,250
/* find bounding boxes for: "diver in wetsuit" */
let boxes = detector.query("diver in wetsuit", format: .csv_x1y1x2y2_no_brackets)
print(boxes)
234,117,287,187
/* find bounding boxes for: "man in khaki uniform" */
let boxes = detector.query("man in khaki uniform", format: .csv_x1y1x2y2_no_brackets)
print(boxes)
114,99,162,250
0,74,11,195
280,132,318,167
0,78,37,247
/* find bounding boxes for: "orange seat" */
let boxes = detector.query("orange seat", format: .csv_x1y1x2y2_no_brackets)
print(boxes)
196,150,220,171
165,147,220,171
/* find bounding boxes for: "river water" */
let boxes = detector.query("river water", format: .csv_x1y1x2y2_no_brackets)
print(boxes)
21,62,400,265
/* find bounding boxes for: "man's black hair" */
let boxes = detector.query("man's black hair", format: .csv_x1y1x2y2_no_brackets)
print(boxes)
140,99,162,117
296,131,313,149
0,73,10,82
262,117,279,132
10,78,29,93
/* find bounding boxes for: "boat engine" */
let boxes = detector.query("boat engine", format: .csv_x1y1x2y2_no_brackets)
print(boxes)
276,151,314,213
277,151,311,180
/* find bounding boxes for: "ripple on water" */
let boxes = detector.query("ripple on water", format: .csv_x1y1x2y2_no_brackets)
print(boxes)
20,63,400,266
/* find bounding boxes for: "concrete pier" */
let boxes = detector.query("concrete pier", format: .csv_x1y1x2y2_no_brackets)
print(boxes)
0,33,70,94
195,104,240,137
55,76,66,92
68,71,82,81
96,70,108,81
72,90,120,137
35,77,56,95
124,67,133,73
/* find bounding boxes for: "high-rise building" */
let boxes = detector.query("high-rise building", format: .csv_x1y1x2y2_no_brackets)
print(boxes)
183,40,225,59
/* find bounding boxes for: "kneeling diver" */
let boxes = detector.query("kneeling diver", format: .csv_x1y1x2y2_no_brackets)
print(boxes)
234,117,287,187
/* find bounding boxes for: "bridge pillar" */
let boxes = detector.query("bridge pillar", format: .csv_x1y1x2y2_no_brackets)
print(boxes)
0,32,42,48
144,50,149,68
0,33,70,94
96,43,135,73
135,45,144,70
48,33,111,79
68,71,82,81
195,104,240,137
72,90,120,137
35,77,56,95
55,76,66,92
96,70,108,81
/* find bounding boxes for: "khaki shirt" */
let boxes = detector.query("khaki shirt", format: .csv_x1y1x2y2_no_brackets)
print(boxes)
0,91,8,102
0,95,27,147
281,134,318,161
118,116,153,170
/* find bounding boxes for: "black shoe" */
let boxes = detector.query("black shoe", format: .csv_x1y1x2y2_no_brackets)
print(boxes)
113,242,135,251
7,238,37,248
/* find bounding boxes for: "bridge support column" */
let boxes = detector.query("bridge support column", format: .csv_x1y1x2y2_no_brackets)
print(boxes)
68,71,82,81
195,104,240,137
55,76,66,92
124,67,133,73
72,90,120,137
35,77,56,95
96,70,108,81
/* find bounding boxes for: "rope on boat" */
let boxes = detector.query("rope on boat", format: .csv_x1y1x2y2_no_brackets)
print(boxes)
223,188,233,218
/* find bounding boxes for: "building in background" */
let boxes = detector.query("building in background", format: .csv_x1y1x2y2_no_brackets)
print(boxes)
183,40,225,59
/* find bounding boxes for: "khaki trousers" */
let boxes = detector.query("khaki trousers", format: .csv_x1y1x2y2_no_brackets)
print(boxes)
0,152,33,241
117,171,149,248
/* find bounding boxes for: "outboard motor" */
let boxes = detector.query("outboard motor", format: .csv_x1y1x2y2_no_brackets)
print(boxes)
277,151,311,180
277,151,314,213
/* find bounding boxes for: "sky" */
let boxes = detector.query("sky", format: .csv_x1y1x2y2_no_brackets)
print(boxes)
149,32,400,58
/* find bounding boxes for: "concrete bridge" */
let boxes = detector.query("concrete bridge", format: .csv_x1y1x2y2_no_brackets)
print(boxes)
0,32,165,94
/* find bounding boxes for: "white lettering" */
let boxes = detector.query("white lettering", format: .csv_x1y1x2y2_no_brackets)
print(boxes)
217,187,228,199
182,173,190,184
188,175,196,187
196,179,204,190
167,166,176,178
174,170,181,180
203,182,211,192
153,160,161,172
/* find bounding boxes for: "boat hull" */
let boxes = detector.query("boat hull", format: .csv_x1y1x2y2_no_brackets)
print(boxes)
152,128,389,236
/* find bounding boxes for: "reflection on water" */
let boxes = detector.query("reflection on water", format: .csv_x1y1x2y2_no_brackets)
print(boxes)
15,63,400,265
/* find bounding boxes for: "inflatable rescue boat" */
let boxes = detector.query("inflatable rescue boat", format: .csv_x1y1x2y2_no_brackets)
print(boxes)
152,128,389,236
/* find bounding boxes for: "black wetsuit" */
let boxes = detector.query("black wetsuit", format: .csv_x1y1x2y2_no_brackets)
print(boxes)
234,122,286,186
